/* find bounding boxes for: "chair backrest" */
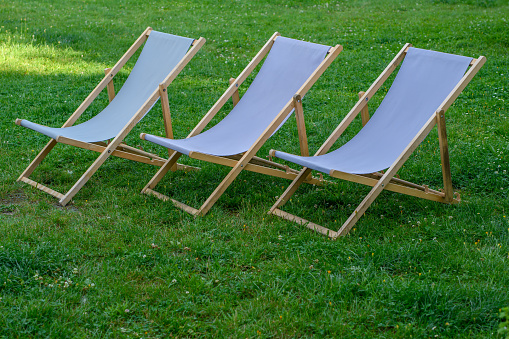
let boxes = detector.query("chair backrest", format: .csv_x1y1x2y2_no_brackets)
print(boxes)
183,37,331,156
63,31,194,142
324,47,473,174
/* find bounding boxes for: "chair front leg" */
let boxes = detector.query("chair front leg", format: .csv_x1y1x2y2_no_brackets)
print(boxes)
293,95,309,157
17,139,58,181
141,150,183,193
269,167,313,214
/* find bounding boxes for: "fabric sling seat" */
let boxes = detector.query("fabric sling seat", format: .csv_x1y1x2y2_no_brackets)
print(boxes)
140,32,342,217
15,27,205,206
269,44,486,239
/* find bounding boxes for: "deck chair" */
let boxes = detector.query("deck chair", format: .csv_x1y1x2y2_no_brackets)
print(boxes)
15,27,205,206
269,44,486,239
139,32,342,216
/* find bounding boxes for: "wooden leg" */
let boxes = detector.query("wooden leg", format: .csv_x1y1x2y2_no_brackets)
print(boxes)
229,78,240,107
59,103,155,205
269,167,312,213
17,139,57,181
358,91,370,126
104,68,116,102
141,151,182,193
58,142,118,206
195,159,246,216
293,95,309,157
159,84,178,171
436,110,453,203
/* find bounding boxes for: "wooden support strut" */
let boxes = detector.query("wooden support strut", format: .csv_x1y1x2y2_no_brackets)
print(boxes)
436,110,453,203
358,91,369,126
229,78,240,107
293,94,309,157
104,68,116,102
188,151,322,185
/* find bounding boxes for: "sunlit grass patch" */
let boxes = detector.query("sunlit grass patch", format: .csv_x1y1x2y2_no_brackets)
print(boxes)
0,40,102,76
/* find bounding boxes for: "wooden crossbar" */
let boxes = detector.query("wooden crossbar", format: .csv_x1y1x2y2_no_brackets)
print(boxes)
19,177,65,200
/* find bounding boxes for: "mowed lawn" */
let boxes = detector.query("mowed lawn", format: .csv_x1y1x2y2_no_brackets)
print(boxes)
0,0,508,337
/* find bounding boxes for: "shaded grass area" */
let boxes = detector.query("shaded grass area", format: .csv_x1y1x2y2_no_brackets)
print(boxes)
0,0,508,337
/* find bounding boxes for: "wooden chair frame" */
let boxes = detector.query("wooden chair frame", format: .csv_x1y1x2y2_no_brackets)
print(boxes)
140,32,342,217
269,43,486,239
16,27,205,206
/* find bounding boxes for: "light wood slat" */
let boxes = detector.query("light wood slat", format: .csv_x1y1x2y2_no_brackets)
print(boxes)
144,188,199,215
141,150,183,192
293,95,309,156
368,172,445,196
56,136,166,166
175,163,201,172
269,167,313,213
358,91,369,126
159,84,174,140
159,83,177,170
329,169,448,203
188,151,322,185
116,143,166,160
271,208,338,238
436,110,453,203
229,78,240,107
17,139,57,181
92,141,197,172
226,154,298,174
104,68,116,102
19,177,65,200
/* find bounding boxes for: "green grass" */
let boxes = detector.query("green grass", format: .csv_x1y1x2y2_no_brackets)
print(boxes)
1,0,508,337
